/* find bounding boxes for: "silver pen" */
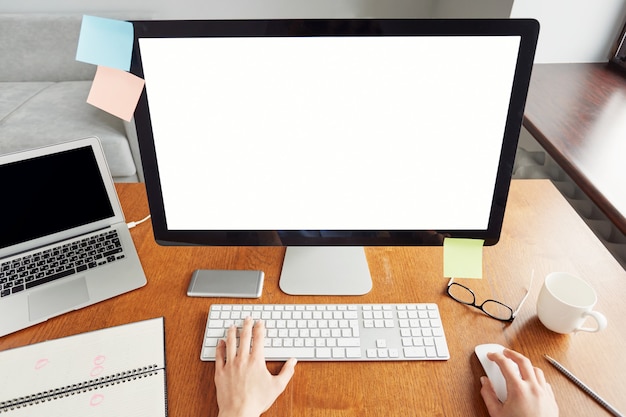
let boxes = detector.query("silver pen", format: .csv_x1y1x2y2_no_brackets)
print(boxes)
544,355,624,417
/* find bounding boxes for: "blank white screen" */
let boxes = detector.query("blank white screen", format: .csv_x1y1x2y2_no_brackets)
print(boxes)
139,35,520,231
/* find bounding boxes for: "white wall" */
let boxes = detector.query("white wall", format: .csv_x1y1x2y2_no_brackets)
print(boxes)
0,0,520,19
8,0,624,63
511,0,626,63
433,0,513,18
0,0,436,19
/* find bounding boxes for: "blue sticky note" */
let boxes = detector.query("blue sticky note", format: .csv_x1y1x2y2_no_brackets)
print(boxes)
76,15,134,71
443,238,484,279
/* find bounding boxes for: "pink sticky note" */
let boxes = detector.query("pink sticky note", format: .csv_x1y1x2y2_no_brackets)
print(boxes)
87,66,145,121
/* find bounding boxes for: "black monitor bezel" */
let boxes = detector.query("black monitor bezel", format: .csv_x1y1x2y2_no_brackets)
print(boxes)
130,18,539,247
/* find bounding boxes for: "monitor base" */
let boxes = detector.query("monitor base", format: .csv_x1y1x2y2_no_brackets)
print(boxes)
279,246,372,295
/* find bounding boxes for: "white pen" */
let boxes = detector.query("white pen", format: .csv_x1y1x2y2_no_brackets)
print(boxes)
544,355,624,417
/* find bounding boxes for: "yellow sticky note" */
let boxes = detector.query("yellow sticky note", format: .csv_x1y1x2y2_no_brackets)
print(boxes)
443,238,484,279
87,66,145,121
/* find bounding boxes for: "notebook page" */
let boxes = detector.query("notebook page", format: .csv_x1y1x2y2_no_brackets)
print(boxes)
0,317,165,404
2,369,166,416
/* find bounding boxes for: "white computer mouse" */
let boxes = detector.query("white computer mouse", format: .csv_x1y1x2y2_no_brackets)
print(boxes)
475,343,517,402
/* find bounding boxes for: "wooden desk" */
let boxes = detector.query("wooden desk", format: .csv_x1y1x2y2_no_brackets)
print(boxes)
2,180,626,416
523,63,626,234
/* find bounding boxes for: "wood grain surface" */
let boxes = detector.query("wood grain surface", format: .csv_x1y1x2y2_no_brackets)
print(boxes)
1,180,625,416
524,63,626,234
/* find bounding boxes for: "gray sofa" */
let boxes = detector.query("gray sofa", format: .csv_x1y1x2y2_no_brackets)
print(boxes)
0,13,143,182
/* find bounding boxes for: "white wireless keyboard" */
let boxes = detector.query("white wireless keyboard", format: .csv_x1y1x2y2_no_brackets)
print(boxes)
200,303,450,361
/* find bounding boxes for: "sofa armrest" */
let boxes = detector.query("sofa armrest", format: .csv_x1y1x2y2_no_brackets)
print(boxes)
0,14,95,82
123,118,145,182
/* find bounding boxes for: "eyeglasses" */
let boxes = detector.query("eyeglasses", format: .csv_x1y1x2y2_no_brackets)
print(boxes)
446,271,534,322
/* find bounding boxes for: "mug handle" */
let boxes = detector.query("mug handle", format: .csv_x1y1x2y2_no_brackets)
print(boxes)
575,311,608,333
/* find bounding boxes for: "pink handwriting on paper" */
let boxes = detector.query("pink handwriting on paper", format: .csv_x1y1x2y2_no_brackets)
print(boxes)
34,358,49,370
90,355,106,377
88,355,107,406
90,394,105,407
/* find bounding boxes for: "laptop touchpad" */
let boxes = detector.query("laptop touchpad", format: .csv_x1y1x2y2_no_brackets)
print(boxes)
28,277,90,321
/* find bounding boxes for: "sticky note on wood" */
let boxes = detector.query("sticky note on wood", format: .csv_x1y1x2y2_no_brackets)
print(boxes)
87,66,145,121
76,15,134,71
443,238,484,279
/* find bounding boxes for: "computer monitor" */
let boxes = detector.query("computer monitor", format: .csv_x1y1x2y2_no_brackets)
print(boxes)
130,18,539,295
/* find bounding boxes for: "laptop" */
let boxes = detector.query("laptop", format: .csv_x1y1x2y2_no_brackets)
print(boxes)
0,137,147,337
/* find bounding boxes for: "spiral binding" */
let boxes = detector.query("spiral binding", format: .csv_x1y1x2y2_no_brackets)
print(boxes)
0,364,160,413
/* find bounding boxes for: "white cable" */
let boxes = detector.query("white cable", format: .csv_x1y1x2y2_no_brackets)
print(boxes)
127,214,151,229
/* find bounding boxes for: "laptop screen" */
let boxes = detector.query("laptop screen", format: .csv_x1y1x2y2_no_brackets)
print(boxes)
0,146,114,250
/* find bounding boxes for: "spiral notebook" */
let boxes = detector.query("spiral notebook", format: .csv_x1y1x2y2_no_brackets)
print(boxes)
0,317,167,416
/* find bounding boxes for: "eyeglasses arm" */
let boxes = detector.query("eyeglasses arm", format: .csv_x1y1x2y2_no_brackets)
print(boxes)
511,269,535,318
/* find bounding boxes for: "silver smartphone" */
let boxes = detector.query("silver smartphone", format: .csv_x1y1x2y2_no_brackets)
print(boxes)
187,269,264,298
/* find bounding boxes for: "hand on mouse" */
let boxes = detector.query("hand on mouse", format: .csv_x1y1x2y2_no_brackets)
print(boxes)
215,317,297,417
480,349,559,417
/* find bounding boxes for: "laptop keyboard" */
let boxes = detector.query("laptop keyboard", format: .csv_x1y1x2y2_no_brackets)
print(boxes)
0,230,125,298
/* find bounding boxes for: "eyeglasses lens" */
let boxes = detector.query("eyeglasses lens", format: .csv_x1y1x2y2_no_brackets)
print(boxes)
448,284,513,321
447,284,475,304
480,300,513,321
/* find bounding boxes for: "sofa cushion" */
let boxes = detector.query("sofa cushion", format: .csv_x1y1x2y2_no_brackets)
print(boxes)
0,81,136,178
0,82,52,120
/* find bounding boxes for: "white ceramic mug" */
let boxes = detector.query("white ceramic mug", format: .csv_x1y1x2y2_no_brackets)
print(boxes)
537,272,607,334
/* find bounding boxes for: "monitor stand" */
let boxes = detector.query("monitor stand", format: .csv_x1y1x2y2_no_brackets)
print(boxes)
279,247,372,295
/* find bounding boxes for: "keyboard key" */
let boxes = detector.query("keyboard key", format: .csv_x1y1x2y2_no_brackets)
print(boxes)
346,348,362,358
337,338,360,347
265,347,315,358
316,348,331,358
404,347,426,358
